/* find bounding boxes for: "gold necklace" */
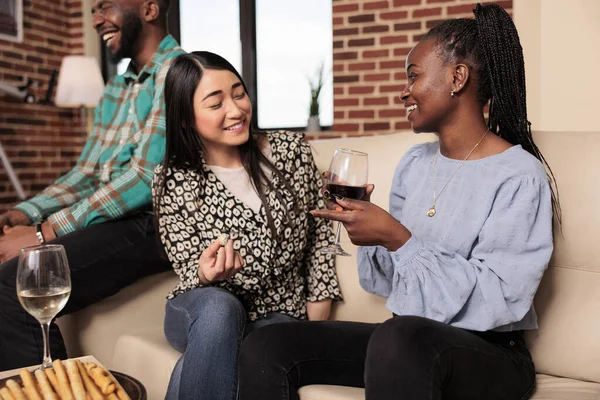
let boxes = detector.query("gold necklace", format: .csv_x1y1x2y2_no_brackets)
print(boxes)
427,129,489,217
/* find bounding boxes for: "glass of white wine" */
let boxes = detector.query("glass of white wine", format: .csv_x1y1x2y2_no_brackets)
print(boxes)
17,244,71,370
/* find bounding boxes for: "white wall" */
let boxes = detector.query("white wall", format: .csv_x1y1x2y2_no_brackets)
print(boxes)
515,0,600,132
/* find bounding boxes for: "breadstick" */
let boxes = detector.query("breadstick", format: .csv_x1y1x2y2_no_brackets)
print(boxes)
74,361,103,400
85,365,128,400
20,369,42,400
64,360,86,400
83,364,114,395
52,360,74,400
33,370,58,400
5,380,26,400
43,370,60,398
0,387,16,400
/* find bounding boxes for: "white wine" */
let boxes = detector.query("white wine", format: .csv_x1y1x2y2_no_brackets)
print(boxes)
18,287,71,323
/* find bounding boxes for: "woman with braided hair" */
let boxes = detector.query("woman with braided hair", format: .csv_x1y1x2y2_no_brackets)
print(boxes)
238,3,558,400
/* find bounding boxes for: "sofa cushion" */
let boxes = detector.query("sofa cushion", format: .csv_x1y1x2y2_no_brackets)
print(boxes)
112,333,179,400
57,270,180,366
298,374,600,400
299,384,364,400
530,374,600,400
525,131,600,383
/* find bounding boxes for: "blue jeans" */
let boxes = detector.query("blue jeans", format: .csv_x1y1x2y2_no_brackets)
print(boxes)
164,286,298,400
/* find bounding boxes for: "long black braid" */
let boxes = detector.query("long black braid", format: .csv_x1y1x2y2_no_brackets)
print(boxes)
422,3,561,226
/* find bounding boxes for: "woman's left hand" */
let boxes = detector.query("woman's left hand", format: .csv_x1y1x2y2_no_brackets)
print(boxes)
307,299,332,321
311,197,412,251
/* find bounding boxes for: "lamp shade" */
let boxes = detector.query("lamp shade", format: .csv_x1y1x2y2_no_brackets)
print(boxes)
55,56,105,108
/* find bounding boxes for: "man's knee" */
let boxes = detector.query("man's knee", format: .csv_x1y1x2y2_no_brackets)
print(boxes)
0,257,17,279
0,257,19,302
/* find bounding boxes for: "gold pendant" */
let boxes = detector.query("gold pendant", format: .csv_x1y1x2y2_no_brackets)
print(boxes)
427,207,436,217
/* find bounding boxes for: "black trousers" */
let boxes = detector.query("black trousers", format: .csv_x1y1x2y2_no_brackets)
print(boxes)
238,315,536,400
0,214,171,370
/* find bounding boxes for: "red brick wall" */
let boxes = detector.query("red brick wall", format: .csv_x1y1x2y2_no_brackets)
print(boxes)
0,0,86,213
330,0,512,137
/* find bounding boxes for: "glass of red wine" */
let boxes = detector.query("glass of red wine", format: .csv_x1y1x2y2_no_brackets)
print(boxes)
320,148,369,256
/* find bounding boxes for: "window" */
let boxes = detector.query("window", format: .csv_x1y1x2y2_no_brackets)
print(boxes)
179,0,242,72
255,0,333,129
166,0,333,131
101,1,333,130
0,0,23,43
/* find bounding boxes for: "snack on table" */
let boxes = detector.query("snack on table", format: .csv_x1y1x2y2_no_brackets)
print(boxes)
33,369,57,400
65,360,86,400
0,386,14,400
83,363,115,396
5,380,25,400
19,370,42,400
76,361,103,400
43,369,60,399
0,360,130,400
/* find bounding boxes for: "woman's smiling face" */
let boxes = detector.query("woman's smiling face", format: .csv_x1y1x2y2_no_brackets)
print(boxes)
401,39,456,133
192,69,253,151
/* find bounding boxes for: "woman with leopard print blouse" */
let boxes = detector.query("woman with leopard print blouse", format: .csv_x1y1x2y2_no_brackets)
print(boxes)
152,51,342,400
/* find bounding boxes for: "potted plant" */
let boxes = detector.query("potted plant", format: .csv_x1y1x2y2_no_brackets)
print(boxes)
307,62,325,132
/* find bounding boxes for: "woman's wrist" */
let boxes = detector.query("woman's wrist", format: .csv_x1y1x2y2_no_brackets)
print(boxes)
383,223,412,252
197,267,210,285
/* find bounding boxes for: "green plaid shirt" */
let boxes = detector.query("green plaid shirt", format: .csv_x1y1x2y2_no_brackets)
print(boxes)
15,35,184,236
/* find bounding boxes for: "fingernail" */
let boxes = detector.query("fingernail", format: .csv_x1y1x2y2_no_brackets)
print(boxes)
332,194,344,200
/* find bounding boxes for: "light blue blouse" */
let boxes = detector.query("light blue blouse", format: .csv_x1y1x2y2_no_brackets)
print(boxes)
358,141,553,332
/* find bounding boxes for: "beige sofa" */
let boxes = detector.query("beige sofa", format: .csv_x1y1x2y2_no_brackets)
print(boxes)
58,130,600,400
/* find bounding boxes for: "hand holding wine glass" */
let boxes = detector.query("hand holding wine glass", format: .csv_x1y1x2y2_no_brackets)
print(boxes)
318,148,368,256
17,244,71,369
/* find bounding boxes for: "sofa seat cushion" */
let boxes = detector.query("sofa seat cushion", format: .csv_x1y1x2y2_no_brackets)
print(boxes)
530,374,600,400
299,384,364,400
298,374,600,400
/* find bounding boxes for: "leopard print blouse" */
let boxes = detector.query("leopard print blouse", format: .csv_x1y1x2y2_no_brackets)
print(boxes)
152,131,342,321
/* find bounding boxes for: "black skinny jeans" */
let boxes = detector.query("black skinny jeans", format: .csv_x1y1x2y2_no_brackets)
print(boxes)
239,315,536,400
0,214,171,370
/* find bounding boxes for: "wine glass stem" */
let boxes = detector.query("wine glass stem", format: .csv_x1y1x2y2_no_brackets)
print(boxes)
333,222,343,245
40,321,52,369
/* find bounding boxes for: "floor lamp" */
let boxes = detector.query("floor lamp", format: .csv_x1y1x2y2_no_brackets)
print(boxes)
55,56,105,136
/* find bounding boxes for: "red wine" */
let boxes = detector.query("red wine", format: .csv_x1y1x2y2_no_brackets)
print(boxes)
327,183,366,200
